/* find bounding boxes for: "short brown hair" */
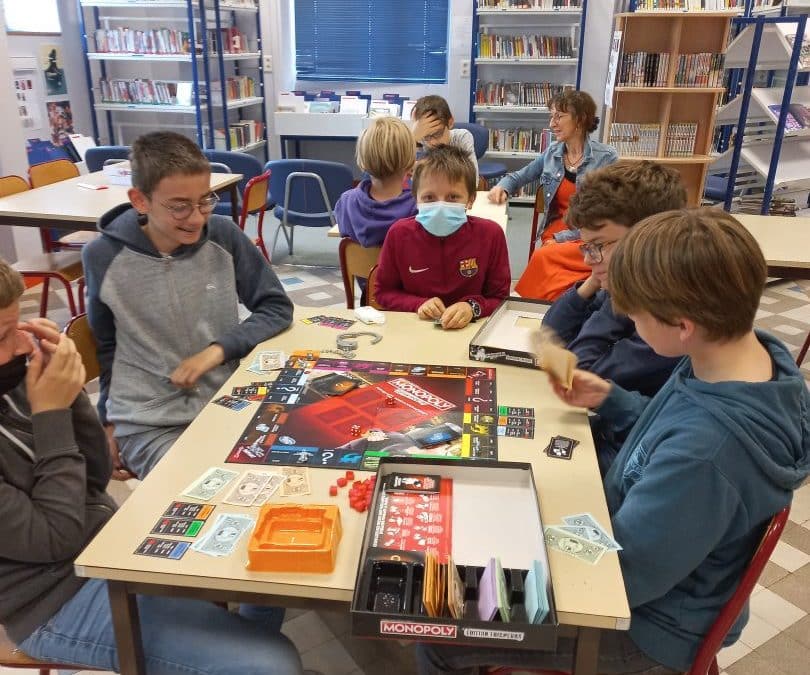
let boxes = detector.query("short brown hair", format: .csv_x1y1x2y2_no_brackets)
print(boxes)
566,160,687,231
549,90,599,134
0,259,24,309
130,131,210,196
356,117,416,179
412,95,453,127
412,144,477,201
610,208,767,341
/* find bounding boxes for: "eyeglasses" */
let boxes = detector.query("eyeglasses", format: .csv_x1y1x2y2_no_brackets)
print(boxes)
159,193,220,220
549,111,571,123
578,239,618,263
422,128,447,142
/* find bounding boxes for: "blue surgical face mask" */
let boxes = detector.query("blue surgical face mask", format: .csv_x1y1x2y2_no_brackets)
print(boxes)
416,201,468,237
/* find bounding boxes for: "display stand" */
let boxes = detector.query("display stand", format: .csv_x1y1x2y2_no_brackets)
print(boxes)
711,14,809,213
469,0,588,204
603,10,735,207
77,0,268,157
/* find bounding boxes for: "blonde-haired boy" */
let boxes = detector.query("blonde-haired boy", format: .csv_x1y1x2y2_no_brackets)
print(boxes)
335,116,417,247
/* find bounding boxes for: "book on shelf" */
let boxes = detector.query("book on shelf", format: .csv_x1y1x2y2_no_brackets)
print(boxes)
608,122,662,156
210,76,256,104
734,195,796,216
674,53,724,87
213,120,265,150
617,52,670,87
208,26,250,55
487,125,554,152
784,32,810,70
475,80,571,107
514,177,542,199
627,1,777,10
664,122,698,156
94,27,191,55
477,32,574,59
766,103,810,130
476,0,582,8
98,78,202,106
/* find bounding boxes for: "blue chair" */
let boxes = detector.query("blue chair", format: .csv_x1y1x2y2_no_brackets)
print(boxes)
85,145,130,173
704,174,729,202
264,159,353,256
203,150,263,217
454,122,508,186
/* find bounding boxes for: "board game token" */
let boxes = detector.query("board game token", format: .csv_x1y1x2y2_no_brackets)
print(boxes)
345,470,355,480
337,477,347,487
329,485,338,497
350,424,361,436
385,396,396,407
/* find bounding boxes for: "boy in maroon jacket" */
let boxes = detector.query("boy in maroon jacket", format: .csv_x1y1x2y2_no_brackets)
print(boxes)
375,145,511,329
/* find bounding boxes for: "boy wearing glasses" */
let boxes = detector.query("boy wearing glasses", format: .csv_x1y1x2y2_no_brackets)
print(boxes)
411,95,478,185
542,161,687,472
83,131,293,478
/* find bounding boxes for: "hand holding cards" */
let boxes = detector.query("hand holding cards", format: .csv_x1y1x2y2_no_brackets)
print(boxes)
530,328,577,390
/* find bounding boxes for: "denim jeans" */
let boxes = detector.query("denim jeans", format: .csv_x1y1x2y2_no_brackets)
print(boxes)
19,578,301,675
118,425,185,479
416,630,680,675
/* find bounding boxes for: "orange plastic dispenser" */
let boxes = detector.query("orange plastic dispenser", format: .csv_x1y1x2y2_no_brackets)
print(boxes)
246,504,342,573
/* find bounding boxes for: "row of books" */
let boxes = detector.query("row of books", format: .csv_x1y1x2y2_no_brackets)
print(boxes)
608,122,698,157
767,103,810,131
207,27,251,54
487,126,555,153
277,91,416,119
628,0,773,9
674,53,725,87
617,52,671,87
734,195,797,216
477,33,574,59
99,78,198,106
213,120,265,151
475,80,570,107
210,76,257,104
93,27,190,54
476,0,582,8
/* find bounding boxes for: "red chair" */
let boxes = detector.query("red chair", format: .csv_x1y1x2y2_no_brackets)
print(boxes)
796,331,809,367
488,506,791,675
238,170,271,260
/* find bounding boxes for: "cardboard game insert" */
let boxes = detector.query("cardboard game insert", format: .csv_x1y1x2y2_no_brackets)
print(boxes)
246,504,342,573
352,458,558,649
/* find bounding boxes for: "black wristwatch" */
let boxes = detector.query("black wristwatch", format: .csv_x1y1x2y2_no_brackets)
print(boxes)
466,298,482,320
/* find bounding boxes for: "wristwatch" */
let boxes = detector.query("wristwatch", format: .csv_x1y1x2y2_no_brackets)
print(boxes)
466,298,482,320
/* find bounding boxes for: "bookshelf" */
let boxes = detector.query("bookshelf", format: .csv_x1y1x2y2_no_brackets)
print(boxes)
603,10,735,207
469,0,587,204
77,0,268,157
711,14,810,212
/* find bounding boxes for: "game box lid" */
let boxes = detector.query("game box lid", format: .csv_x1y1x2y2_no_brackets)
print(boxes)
351,457,559,649
469,297,551,369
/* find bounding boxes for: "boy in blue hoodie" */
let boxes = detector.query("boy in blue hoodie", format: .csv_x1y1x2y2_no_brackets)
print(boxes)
417,208,810,675
335,116,417,247
83,132,293,479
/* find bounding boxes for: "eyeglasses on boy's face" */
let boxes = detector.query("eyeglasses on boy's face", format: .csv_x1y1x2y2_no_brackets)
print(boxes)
422,127,448,142
159,193,220,220
578,239,618,263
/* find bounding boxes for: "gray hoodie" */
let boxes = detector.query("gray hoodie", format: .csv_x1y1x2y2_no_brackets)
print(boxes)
82,206,293,433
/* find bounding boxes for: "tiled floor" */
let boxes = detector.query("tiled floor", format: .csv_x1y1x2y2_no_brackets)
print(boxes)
8,225,810,674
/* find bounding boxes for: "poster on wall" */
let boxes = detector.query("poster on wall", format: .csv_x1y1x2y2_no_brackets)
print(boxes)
40,43,67,96
14,75,43,130
47,100,74,146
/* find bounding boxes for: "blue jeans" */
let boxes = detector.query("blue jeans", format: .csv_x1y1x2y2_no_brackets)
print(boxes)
416,630,680,675
19,578,301,675
118,425,185,479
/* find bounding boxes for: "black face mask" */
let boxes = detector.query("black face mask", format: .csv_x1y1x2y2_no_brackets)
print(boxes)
0,354,27,396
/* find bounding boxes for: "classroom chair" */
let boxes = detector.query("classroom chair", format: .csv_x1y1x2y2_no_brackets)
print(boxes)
454,122,508,187
265,159,354,256
84,145,130,172
796,331,810,367
528,186,546,263
338,238,382,309
486,506,791,675
203,149,264,218
238,170,272,260
64,312,100,383
0,175,84,318
366,264,382,310
1,624,103,675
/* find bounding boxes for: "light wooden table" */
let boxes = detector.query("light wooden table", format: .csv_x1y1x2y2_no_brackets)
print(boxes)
735,213,810,280
0,170,243,231
75,307,629,675
327,190,509,237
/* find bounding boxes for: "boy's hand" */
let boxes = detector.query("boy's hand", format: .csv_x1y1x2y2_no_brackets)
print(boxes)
170,344,225,388
25,334,85,414
412,113,443,143
488,187,508,204
441,302,474,330
550,369,611,410
577,274,602,300
417,297,446,321
105,424,135,480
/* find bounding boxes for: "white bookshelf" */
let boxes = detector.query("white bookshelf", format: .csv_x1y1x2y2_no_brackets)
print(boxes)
86,51,260,62
725,22,810,71
711,137,810,191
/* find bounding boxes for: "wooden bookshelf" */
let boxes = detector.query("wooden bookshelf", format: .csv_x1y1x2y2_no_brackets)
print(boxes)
604,11,733,206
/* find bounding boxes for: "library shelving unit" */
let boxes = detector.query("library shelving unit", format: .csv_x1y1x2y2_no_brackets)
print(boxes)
77,0,268,157
711,13,810,212
469,0,587,204
603,9,735,207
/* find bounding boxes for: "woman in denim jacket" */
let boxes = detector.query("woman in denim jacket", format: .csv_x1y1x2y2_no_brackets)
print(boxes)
489,90,617,301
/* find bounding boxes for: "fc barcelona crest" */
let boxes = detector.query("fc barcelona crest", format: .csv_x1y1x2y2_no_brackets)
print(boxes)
459,257,479,278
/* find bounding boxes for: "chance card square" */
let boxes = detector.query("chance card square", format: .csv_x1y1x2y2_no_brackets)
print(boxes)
150,517,205,537
134,537,190,560
213,395,251,411
162,502,215,520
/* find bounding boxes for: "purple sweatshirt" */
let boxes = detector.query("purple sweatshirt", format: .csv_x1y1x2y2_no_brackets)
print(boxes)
334,178,417,247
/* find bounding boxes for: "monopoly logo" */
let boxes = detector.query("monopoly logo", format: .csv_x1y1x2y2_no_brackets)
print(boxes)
379,620,457,638
462,627,525,641
504,354,534,365
388,378,454,411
